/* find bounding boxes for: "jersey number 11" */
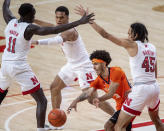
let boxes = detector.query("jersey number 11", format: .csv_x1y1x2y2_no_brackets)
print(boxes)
7,36,16,53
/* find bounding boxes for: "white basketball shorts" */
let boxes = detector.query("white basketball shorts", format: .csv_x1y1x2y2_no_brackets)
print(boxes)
58,62,97,89
0,61,40,95
122,82,160,116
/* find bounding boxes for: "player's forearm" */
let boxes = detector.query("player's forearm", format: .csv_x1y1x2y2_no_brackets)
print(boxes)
90,21,109,39
39,20,81,35
38,35,63,45
99,83,118,101
3,0,15,24
90,22,124,47
74,92,89,103
99,91,114,102
3,0,10,8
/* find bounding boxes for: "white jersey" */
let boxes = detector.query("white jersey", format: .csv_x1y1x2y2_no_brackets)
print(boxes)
60,33,90,65
2,19,30,61
129,41,156,83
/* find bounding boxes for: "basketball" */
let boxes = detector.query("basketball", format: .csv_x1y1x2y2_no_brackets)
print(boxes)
48,109,67,127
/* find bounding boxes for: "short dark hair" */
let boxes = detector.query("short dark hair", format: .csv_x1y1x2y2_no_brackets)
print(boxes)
130,22,149,43
90,50,112,66
18,3,35,17
55,6,69,16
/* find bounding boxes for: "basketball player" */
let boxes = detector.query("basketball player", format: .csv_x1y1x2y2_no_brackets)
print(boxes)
32,6,115,129
75,5,164,131
69,50,132,131
0,0,94,130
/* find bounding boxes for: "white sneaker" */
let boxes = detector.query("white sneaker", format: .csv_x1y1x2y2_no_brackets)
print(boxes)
44,123,64,130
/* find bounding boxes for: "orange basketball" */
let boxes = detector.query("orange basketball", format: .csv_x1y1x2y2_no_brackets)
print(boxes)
48,109,67,127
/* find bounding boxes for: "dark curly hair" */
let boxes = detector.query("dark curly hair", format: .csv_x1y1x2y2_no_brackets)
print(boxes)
130,22,149,43
90,50,112,66
18,3,35,17
55,6,69,16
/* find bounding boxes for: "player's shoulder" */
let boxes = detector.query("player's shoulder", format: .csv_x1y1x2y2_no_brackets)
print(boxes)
110,66,125,75
7,18,17,25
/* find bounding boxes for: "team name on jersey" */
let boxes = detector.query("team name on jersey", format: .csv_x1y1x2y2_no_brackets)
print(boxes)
9,30,19,36
142,50,154,56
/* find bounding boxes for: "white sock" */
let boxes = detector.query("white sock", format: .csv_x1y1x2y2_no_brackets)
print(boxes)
37,128,45,131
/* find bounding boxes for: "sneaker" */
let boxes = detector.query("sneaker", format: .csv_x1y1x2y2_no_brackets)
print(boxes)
44,124,64,130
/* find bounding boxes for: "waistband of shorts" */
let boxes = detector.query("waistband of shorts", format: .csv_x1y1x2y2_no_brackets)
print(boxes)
134,80,156,86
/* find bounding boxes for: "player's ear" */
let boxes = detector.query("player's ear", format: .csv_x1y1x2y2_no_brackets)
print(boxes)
134,33,138,40
102,62,106,68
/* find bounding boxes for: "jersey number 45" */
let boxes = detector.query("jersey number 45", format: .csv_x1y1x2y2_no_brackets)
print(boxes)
142,56,155,72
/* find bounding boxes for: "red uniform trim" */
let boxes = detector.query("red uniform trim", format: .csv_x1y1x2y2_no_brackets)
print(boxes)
0,88,5,93
148,100,160,112
123,105,141,116
22,84,40,95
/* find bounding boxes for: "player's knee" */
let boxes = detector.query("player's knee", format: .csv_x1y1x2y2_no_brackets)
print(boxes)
42,96,47,107
50,82,60,92
38,95,47,107
104,120,113,131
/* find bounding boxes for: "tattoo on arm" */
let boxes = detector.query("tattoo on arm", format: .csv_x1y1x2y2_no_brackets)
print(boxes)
76,92,89,102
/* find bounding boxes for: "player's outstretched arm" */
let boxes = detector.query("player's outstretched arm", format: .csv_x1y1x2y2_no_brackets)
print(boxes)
3,0,16,24
75,5,131,48
24,13,94,40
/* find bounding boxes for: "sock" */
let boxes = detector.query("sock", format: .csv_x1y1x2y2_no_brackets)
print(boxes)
37,128,45,131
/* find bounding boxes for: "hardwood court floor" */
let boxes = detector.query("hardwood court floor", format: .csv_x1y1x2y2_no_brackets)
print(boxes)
0,0,164,130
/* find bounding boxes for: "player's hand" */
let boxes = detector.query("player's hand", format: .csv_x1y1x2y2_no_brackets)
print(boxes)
30,40,38,45
93,98,100,108
79,12,95,24
75,5,94,24
75,5,89,16
67,101,77,114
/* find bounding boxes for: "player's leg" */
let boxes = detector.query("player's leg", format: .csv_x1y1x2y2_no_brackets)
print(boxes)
114,111,134,131
104,119,114,131
14,64,47,130
104,110,121,131
148,83,164,131
0,66,11,105
50,75,66,109
30,88,47,129
50,63,75,109
148,108,164,131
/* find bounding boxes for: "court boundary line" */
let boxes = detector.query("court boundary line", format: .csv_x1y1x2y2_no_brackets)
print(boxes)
94,119,164,131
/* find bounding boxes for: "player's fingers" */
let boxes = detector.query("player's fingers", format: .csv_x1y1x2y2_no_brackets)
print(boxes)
87,13,95,18
80,5,84,10
67,107,72,114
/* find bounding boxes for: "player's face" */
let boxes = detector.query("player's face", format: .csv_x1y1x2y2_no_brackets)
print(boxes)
55,11,69,25
93,62,104,75
128,28,135,41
